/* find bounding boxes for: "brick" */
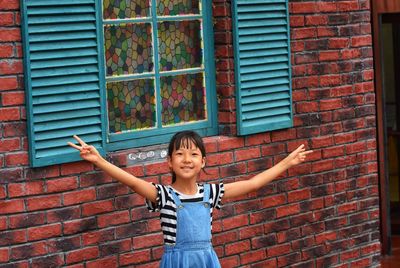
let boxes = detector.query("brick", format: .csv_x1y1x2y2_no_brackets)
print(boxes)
225,240,250,255
61,161,93,175
0,247,9,263
0,44,14,57
351,35,372,47
204,152,232,167
119,249,151,265
276,204,300,218
5,152,28,166
0,0,19,10
0,77,18,90
0,28,20,41
222,215,248,231
8,181,45,197
9,212,45,229
1,91,24,106
81,200,114,216
0,137,20,152
267,243,291,257
26,195,61,211
63,188,96,205
86,256,117,268
0,12,13,26
46,176,78,193
31,254,64,268
0,59,23,75
0,107,21,122
28,223,62,241
0,229,26,246
288,189,311,202
63,217,96,235
81,229,114,247
97,210,130,228
0,199,24,214
10,241,47,260
132,233,163,249
234,147,260,162
65,247,99,264
240,248,267,265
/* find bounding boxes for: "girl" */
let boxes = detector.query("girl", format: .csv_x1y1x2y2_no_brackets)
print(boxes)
68,130,312,268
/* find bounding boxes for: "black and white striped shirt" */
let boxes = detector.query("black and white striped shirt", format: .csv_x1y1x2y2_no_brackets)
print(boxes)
146,183,224,245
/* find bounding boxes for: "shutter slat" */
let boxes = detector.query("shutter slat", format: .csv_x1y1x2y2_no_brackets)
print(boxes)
242,91,290,105
32,74,100,87
32,82,99,96
233,0,292,135
30,48,97,60
34,108,101,123
34,108,100,123
35,126,101,141
28,14,96,24
35,116,101,132
27,0,95,6
31,56,98,69
36,133,101,150
32,100,100,114
31,65,98,78
29,22,96,33
21,0,106,167
33,91,100,105
30,31,96,42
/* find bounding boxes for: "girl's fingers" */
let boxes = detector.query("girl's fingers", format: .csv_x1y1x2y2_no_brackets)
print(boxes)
67,142,82,151
73,135,88,146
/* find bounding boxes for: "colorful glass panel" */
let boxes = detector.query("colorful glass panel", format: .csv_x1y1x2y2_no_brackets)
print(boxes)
158,20,202,71
103,0,150,19
104,23,153,76
160,73,206,125
157,0,200,16
107,79,156,133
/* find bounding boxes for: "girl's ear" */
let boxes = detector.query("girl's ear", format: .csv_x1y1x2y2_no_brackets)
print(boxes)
202,157,206,168
167,156,173,169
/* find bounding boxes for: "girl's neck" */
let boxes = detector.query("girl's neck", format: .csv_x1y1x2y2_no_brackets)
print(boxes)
171,180,198,195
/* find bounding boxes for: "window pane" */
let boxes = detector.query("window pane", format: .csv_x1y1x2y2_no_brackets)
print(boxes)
104,23,153,76
103,0,150,19
158,20,202,71
161,73,206,126
107,79,156,133
157,0,200,16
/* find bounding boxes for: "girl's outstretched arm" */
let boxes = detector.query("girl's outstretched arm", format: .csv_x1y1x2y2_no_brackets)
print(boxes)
223,144,313,200
68,135,157,203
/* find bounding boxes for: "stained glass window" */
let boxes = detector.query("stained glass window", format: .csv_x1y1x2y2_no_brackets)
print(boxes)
102,0,216,144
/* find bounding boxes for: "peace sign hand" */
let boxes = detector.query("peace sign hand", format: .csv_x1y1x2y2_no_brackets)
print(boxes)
286,144,313,167
67,135,102,164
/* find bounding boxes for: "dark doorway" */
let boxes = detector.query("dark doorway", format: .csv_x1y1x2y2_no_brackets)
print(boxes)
381,14,400,238
372,0,400,255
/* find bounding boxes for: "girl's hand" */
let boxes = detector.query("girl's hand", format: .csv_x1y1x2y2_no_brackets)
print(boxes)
67,135,102,164
286,144,313,167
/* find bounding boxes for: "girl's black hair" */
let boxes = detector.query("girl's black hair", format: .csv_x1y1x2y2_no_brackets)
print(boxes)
168,130,206,183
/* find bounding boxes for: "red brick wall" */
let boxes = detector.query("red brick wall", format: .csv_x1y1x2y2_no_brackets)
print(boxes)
0,0,381,267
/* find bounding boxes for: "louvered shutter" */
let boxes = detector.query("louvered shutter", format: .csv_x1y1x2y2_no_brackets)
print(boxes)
232,0,293,135
21,0,106,167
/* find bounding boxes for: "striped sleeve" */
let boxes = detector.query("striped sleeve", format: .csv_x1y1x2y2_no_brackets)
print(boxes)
146,184,169,212
210,182,224,209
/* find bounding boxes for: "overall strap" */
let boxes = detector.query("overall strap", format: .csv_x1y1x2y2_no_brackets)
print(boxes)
203,183,210,202
168,186,182,206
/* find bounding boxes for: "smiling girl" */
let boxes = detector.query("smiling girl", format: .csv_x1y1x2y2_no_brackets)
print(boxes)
68,130,312,268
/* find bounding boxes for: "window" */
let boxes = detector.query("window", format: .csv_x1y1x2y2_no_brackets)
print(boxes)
21,0,217,167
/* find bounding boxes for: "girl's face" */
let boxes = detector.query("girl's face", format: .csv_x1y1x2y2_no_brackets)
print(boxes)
168,140,205,182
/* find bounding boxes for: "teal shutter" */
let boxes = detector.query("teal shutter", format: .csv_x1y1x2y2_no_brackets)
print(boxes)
232,0,293,135
20,0,106,167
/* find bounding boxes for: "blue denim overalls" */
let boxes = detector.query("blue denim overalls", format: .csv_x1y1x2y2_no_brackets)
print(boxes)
160,184,221,268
